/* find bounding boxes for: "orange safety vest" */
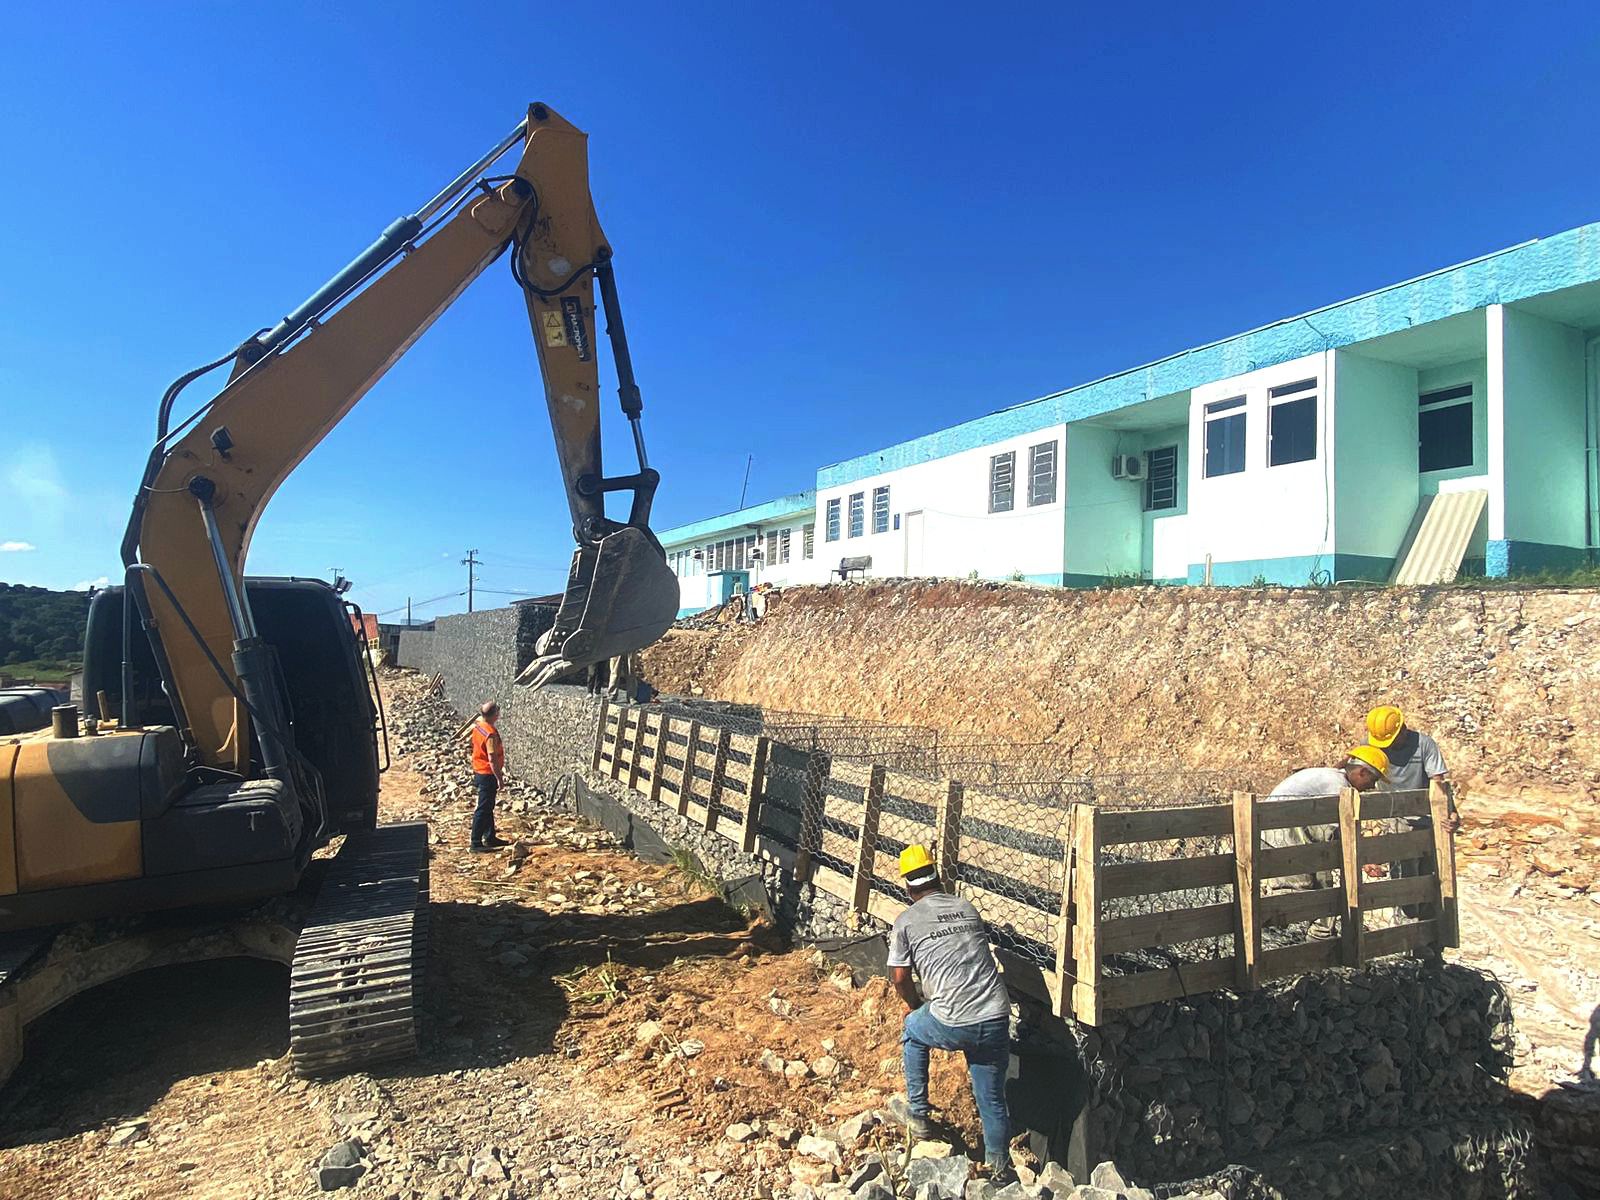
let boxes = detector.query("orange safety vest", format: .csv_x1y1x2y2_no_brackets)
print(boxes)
470,719,503,776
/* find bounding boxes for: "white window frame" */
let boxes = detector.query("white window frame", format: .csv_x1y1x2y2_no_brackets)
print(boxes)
803,523,815,558
825,499,841,542
847,492,865,538
1418,382,1474,472
1267,378,1318,467
1203,395,1247,478
1144,444,1179,511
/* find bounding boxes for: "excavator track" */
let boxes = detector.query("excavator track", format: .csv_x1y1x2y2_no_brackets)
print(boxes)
289,822,430,1077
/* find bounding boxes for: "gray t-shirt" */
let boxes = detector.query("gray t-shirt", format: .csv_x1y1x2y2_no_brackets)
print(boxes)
887,891,1010,1027
1377,729,1446,793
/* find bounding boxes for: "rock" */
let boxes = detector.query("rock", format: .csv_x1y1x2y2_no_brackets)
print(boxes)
679,1037,706,1058
907,1153,970,1197
495,948,529,967
1036,1162,1075,1196
760,1049,787,1075
785,1059,813,1080
857,1185,895,1200
107,1121,149,1149
469,1148,509,1182
635,1020,665,1045
908,1140,956,1160
845,1155,884,1190
770,996,794,1017
727,1122,758,1143
837,1111,879,1143
1088,1162,1127,1191
791,1158,839,1187
1066,1189,1120,1200
989,1185,1031,1200
811,1054,841,1078
796,1134,842,1164
316,1139,366,1191
966,1181,996,1200
702,1170,726,1184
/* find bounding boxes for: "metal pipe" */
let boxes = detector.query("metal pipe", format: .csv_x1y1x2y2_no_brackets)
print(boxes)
241,116,529,364
192,483,256,640
415,117,529,223
120,574,141,729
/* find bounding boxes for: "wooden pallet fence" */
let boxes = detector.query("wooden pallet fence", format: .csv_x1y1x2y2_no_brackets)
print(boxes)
588,705,1460,1025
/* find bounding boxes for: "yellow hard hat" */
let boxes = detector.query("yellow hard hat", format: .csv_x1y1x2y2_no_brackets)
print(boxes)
1345,744,1389,780
1366,705,1404,748
899,844,938,887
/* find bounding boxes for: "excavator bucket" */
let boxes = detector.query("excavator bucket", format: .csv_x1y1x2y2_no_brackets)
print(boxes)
517,527,678,689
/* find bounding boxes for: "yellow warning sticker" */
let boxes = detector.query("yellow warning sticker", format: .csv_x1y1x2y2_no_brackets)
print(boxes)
541,310,567,348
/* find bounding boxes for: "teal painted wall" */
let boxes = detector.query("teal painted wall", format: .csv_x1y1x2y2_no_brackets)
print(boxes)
1333,351,1418,565
1500,307,1588,550
1064,425,1143,579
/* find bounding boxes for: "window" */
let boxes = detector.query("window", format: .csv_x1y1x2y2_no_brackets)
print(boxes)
1028,440,1057,506
803,523,815,558
1203,396,1246,477
825,499,841,542
764,531,778,565
872,486,890,533
1419,383,1474,472
778,527,791,564
989,451,1015,512
1268,378,1317,466
1144,445,1179,511
847,492,865,538
893,514,901,530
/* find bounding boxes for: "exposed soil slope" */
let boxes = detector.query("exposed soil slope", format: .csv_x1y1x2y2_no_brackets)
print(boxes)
644,581,1600,813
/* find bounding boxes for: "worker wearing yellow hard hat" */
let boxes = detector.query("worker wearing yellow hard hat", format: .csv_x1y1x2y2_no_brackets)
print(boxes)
885,843,1016,1185
1259,747,1391,940
1364,704,1459,915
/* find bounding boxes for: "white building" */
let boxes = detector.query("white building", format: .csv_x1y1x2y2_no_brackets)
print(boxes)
659,491,827,615
662,222,1600,607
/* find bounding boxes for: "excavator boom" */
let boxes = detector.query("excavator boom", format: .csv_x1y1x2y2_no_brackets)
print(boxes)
123,104,677,770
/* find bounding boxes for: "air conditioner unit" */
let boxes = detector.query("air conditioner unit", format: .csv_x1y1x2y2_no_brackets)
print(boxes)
1112,454,1146,481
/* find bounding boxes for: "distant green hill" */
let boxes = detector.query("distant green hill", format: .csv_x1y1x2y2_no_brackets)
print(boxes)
0,582,89,673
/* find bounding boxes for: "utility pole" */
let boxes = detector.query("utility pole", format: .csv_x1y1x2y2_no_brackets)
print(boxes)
461,549,479,613
406,596,412,626
738,454,753,508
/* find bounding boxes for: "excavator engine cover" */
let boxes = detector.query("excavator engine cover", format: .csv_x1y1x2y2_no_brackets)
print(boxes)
547,527,678,671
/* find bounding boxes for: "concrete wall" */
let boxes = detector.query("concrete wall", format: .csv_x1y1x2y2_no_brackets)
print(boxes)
1184,352,1337,583
1333,351,1419,572
1491,304,1590,568
1063,424,1141,581
814,424,1070,584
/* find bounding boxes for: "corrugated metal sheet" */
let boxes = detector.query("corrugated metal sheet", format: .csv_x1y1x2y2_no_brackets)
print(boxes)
1390,490,1488,584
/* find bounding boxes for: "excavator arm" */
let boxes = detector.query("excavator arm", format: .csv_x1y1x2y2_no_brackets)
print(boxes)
122,104,677,773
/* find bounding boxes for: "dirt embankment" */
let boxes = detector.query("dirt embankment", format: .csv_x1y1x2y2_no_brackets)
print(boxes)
644,581,1600,819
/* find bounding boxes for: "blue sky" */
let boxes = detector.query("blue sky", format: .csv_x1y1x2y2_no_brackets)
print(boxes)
2,3,1597,619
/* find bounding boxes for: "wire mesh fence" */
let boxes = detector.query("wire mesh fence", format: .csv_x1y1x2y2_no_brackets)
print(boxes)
594,700,1461,1023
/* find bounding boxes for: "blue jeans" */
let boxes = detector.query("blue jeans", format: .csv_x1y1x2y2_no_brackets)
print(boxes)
472,773,498,844
902,1006,1011,1159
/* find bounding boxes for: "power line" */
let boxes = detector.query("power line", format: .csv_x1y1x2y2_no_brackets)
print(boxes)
372,589,463,618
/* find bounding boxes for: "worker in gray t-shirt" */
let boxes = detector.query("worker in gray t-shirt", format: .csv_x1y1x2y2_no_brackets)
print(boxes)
885,844,1014,1184
1367,705,1457,912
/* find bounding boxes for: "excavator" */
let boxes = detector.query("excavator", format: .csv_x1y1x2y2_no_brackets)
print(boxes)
0,104,678,1082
